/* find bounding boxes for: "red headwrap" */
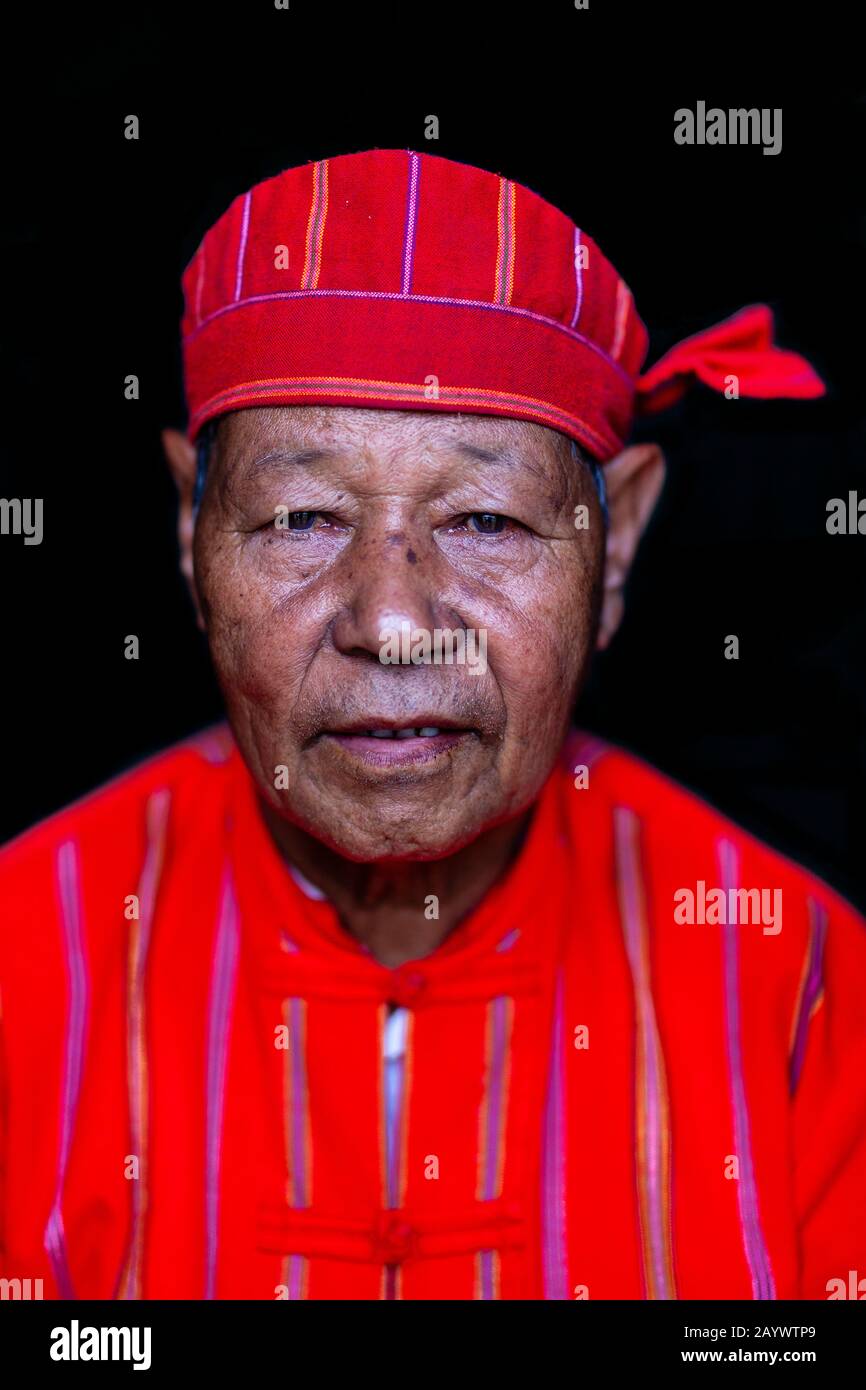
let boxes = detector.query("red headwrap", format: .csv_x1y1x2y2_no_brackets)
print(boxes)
181,150,824,462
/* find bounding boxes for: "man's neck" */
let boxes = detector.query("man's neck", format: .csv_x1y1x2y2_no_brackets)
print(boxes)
259,802,533,968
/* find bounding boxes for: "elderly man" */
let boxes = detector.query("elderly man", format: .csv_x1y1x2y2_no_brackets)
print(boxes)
1,150,864,1302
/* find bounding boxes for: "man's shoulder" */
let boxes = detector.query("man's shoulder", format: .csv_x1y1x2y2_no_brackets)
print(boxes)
559,728,864,930
0,724,236,901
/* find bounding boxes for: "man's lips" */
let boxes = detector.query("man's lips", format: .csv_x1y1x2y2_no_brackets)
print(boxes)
321,718,473,737
315,719,477,768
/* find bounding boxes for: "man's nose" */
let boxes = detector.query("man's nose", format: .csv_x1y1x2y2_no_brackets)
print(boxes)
331,530,442,662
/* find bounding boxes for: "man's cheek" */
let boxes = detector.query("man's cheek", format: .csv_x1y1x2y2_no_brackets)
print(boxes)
496,602,584,705
206,599,286,705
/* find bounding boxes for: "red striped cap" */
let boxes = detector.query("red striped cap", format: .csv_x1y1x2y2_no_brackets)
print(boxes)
181,149,824,462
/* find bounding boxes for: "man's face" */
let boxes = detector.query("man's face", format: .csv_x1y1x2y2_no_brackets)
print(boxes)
193,405,604,860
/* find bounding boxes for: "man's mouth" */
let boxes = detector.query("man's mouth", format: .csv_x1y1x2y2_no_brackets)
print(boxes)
316,720,477,769
342,726,444,739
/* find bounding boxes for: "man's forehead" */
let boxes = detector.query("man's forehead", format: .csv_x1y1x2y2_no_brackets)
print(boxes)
219,405,574,483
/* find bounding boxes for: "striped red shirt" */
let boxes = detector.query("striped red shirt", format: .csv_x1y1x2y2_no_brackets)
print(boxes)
1,726,864,1299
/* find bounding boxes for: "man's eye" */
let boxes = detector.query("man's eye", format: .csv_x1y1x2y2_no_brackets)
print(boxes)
273,510,318,531
468,512,507,535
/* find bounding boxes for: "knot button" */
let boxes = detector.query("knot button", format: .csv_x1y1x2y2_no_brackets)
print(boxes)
375,1213,417,1264
390,967,427,1008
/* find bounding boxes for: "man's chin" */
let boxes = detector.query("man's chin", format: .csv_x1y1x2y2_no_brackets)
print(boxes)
254,731,507,861
307,826,486,865
271,790,490,864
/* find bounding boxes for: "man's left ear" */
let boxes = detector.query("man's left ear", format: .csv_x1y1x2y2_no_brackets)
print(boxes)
596,442,666,651
161,427,206,631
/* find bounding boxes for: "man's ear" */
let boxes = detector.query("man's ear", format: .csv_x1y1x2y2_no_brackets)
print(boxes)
161,428,206,631
597,442,665,651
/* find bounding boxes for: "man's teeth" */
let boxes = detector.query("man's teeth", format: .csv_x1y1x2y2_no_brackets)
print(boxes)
368,727,441,739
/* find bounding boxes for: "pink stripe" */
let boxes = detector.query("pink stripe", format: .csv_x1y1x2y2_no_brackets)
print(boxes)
287,1253,305,1300
400,152,420,295
234,192,252,303
570,228,584,328
43,838,90,1299
788,899,828,1093
478,1249,496,1300
194,243,206,326
541,971,569,1298
288,997,311,1207
495,927,520,953
718,837,776,1299
187,724,233,765
204,863,241,1299
281,993,310,1298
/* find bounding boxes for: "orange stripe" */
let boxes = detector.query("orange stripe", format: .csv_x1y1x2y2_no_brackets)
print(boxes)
300,160,329,290
610,279,631,361
193,376,615,458
475,997,514,1202
495,178,517,305
281,998,311,1300
118,788,170,1300
615,807,678,1300
474,1249,502,1299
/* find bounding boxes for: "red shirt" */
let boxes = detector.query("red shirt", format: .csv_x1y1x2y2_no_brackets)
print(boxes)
1,726,864,1300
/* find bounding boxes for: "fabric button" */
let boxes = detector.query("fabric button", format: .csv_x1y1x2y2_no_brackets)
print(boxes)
390,967,427,1007
375,1213,417,1264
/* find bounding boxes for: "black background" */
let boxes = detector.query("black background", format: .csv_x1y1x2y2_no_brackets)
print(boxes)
2,4,864,907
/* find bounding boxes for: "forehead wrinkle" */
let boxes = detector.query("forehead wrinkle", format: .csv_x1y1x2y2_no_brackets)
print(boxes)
242,447,332,481
219,407,578,506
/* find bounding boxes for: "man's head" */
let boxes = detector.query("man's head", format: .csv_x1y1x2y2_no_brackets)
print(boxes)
163,406,663,861
172,148,809,861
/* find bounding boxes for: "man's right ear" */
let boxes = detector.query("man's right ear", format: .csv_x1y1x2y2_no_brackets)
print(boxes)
161,428,206,631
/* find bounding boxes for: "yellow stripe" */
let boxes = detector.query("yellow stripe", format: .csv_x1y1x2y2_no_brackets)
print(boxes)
301,161,329,290
495,178,517,305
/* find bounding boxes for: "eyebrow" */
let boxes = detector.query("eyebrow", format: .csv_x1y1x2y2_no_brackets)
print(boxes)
453,442,569,497
453,440,560,488
453,442,523,467
244,447,331,476
239,438,565,491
